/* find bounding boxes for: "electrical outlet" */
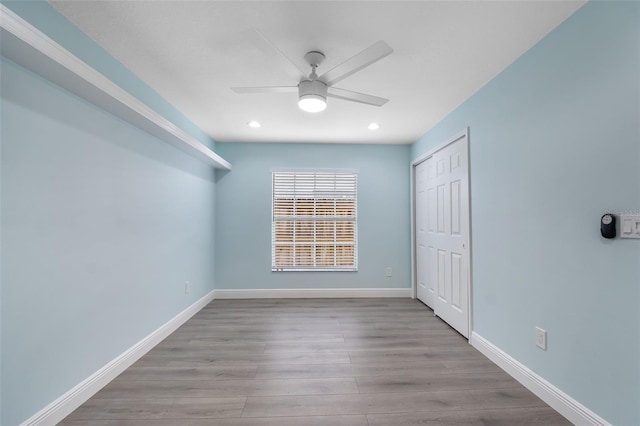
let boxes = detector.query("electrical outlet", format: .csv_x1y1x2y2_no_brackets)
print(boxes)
386,267,392,277
185,281,190,294
535,327,547,350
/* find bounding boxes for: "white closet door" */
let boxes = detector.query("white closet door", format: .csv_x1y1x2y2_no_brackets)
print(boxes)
415,158,434,307
415,132,470,338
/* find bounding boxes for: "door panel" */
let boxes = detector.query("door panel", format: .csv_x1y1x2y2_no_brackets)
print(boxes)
428,246,437,301
437,249,447,302
427,187,435,233
415,160,431,305
451,252,462,309
451,180,461,235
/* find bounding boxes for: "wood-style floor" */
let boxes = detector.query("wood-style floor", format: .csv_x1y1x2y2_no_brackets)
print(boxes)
60,298,570,425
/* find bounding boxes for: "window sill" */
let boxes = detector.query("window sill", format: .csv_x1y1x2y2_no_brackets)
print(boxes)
272,268,358,272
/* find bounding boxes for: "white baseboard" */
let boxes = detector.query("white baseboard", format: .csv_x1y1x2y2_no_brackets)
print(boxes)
214,287,412,299
21,290,216,426
470,332,610,426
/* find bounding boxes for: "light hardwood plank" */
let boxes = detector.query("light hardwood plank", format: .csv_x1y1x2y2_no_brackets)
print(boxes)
62,397,246,421
135,351,351,367
262,337,466,353
367,407,572,425
255,361,451,380
241,388,550,417
95,378,358,399
355,371,521,394
348,348,481,364
163,334,346,344
241,390,473,417
116,365,258,381
61,415,369,426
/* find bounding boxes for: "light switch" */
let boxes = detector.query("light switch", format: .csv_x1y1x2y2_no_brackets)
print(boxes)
619,214,640,239
622,219,633,234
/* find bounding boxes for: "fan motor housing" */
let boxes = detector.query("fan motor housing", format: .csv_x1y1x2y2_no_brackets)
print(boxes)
298,79,328,99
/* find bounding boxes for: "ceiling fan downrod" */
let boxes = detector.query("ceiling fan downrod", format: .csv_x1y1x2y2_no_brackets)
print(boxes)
304,51,326,78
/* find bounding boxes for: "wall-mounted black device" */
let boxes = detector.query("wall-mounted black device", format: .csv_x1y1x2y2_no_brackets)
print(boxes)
601,214,616,239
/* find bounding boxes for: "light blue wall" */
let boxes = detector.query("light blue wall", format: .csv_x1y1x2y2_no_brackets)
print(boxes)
411,2,640,424
215,143,411,290
0,57,217,426
0,2,222,424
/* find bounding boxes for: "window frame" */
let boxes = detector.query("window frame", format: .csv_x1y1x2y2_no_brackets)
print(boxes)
271,169,358,272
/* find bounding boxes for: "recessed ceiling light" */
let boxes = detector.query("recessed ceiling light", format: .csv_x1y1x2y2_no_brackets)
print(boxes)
368,122,380,130
247,120,261,128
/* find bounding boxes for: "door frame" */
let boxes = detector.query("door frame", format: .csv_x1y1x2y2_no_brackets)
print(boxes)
410,127,473,338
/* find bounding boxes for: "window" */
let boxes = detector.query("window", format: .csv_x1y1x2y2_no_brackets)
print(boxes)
272,171,357,271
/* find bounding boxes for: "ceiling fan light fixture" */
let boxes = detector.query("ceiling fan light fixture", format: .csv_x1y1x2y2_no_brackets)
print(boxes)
298,79,328,113
368,122,380,130
298,94,327,113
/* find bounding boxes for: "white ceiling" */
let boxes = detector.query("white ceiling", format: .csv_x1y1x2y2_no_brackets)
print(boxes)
49,1,584,144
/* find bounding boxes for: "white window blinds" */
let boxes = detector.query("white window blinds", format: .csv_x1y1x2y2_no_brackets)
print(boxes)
272,171,358,271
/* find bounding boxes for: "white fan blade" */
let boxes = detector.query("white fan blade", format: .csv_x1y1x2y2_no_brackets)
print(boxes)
327,87,389,107
248,29,307,79
231,86,298,94
319,41,393,86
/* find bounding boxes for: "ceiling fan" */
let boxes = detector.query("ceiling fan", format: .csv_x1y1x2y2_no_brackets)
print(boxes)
231,31,393,113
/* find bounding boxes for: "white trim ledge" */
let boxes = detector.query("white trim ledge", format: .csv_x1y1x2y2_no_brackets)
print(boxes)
214,288,412,299
0,5,230,170
470,332,610,426
21,290,216,426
